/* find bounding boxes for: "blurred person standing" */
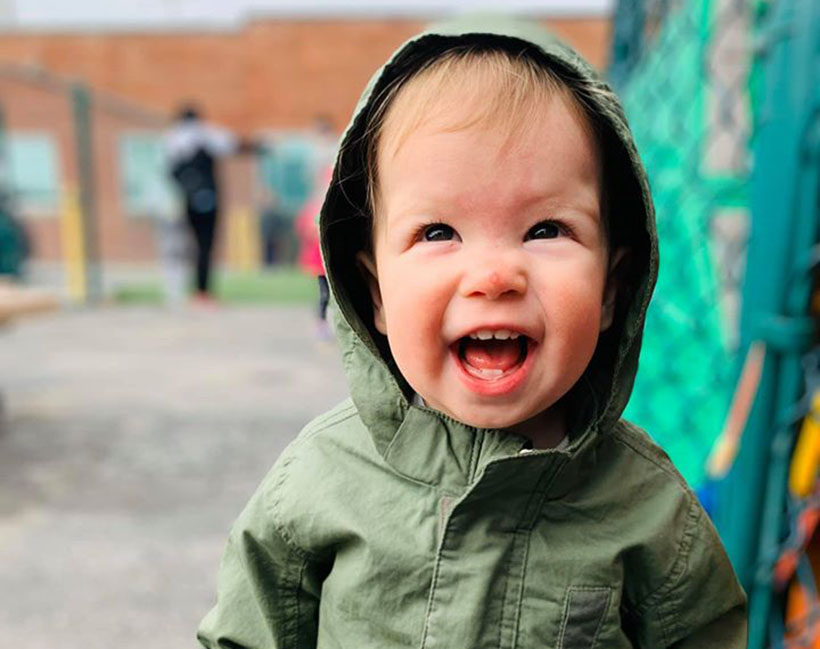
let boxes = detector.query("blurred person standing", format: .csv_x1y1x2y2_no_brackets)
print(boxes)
295,163,333,339
259,115,338,269
295,114,338,338
165,105,261,305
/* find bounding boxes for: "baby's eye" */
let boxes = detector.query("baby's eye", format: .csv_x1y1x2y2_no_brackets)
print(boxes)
525,220,564,240
422,223,457,242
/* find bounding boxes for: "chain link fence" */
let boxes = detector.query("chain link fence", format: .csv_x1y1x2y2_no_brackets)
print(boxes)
611,0,758,488
613,1,820,646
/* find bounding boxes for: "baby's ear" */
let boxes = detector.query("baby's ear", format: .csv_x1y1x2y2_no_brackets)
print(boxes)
601,247,630,331
356,251,387,335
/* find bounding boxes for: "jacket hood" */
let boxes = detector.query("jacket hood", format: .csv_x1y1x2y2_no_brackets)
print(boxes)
319,15,658,481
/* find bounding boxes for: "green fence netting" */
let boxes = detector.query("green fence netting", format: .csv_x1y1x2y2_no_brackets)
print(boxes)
613,0,755,487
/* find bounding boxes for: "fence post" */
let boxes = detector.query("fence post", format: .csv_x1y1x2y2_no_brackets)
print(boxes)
70,82,102,303
714,0,819,645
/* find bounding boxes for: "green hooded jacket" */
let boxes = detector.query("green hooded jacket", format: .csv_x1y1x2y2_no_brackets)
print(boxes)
198,16,746,649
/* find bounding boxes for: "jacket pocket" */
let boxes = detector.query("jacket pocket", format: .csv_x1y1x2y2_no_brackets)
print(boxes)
556,586,612,649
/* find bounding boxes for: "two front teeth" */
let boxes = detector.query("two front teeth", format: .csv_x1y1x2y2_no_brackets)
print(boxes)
467,329,521,341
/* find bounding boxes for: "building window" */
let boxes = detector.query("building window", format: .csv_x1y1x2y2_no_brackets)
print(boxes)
118,132,177,219
5,132,61,215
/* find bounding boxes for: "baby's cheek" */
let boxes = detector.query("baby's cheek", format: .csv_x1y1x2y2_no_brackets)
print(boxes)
386,302,450,391
401,307,448,370
566,292,604,327
552,287,605,353
380,290,433,353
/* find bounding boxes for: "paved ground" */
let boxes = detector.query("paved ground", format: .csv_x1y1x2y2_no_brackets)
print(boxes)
0,305,349,649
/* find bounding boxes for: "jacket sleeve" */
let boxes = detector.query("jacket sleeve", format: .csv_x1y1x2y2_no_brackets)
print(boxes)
197,481,328,649
632,498,748,648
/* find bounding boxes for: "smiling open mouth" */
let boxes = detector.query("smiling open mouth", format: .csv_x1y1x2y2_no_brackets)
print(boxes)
456,331,530,380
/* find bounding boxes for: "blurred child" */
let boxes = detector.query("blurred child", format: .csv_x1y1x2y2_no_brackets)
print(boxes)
296,164,333,338
199,17,746,648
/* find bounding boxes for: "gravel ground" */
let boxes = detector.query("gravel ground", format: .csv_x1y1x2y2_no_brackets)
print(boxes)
0,305,348,649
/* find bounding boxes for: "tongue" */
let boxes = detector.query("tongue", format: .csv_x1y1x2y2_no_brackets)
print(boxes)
462,338,522,371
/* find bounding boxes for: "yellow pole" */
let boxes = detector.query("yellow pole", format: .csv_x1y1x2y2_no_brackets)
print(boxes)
788,392,820,498
59,185,87,303
228,206,260,272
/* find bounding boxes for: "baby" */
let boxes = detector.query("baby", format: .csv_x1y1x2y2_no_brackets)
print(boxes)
199,17,746,649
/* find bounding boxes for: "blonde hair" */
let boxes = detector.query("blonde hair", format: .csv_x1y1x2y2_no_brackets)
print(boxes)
364,47,607,229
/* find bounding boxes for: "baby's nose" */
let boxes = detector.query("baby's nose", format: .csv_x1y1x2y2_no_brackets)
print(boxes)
460,256,527,300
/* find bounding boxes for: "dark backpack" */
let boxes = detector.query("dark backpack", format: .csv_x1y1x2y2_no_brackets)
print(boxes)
170,146,218,214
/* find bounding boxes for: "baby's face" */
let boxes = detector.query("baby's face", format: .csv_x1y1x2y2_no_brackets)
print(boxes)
361,92,616,433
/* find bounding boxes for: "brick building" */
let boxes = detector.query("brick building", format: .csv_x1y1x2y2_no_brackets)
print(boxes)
0,12,612,265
